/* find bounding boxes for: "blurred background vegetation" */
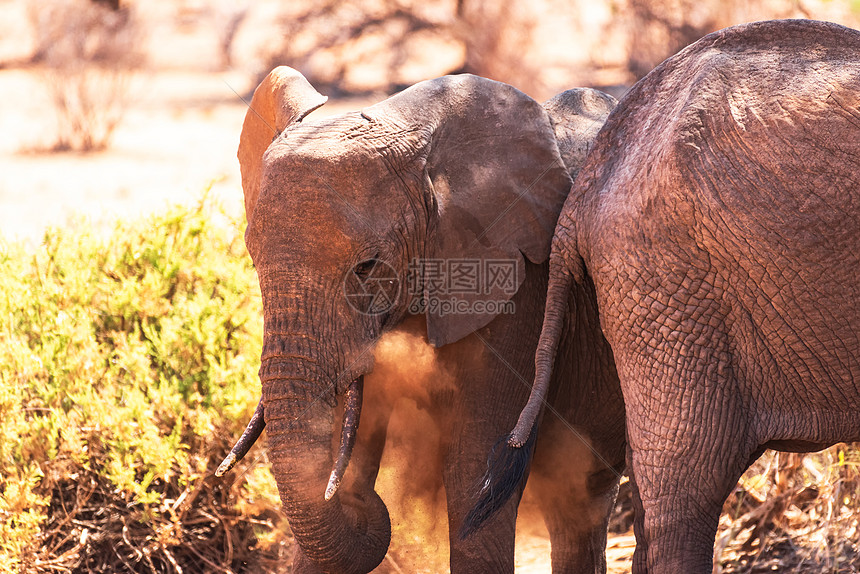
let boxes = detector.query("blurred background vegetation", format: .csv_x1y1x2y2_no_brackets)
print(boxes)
2,0,860,572
4,0,860,152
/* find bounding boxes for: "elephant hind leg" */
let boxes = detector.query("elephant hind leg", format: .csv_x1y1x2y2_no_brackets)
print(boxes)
623,366,758,574
529,418,624,574
626,447,648,574
533,471,621,574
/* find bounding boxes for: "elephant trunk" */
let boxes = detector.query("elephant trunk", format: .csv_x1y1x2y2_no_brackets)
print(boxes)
261,358,390,574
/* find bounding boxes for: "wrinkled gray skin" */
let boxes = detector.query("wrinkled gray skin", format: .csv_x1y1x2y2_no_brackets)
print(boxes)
529,19,860,573
231,67,626,573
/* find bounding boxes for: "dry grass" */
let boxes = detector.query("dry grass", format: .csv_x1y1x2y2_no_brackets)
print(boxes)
24,453,291,574
717,446,860,573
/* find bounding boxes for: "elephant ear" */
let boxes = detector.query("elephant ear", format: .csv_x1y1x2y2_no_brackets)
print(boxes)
542,88,617,181
237,67,327,222
362,75,572,347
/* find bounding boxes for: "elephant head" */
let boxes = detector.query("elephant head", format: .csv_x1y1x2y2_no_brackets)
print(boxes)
234,67,571,573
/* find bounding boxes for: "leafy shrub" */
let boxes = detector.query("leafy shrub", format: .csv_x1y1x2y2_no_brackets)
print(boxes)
0,192,288,573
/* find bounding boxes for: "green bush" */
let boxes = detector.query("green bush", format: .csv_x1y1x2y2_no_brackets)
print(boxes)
0,192,287,573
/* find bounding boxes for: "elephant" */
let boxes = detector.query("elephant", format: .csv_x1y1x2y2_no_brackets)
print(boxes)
216,67,627,573
470,18,860,574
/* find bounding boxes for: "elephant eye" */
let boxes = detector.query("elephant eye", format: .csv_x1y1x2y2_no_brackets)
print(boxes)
353,258,378,280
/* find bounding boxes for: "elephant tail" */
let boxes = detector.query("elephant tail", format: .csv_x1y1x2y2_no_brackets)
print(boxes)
510,256,574,446
460,257,574,538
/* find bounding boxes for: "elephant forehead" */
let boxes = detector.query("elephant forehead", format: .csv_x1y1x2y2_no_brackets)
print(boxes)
257,150,407,233
245,196,355,267
260,126,421,209
247,152,406,266
265,136,387,182
248,184,367,263
269,111,423,169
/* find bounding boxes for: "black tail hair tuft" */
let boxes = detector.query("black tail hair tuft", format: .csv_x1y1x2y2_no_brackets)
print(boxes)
459,426,538,540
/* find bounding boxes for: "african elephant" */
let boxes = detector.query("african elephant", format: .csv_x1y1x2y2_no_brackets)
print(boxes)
217,67,626,573
475,18,860,574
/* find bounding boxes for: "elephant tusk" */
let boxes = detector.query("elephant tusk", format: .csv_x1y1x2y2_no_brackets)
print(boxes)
325,376,364,501
216,399,266,477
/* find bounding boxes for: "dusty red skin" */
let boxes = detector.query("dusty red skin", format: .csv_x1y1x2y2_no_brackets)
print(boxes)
227,66,627,574
530,18,860,574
